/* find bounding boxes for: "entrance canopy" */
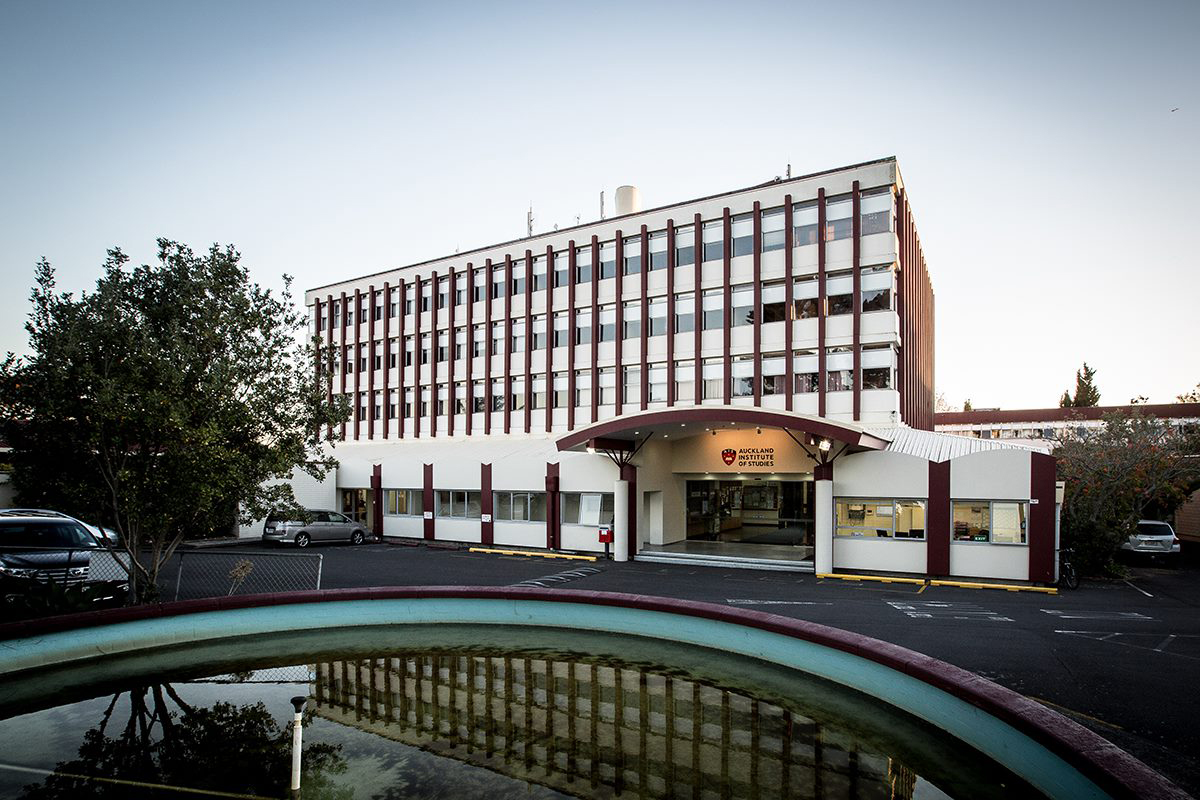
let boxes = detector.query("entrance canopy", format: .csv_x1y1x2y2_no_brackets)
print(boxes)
555,407,892,456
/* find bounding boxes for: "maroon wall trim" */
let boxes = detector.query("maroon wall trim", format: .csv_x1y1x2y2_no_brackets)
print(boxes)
524,250,533,435
447,268,456,437
817,189,827,419
413,278,422,439
752,200,762,405
545,244,554,433
370,464,382,535
814,461,833,481
339,291,347,440
430,271,438,438
589,235,599,424
665,220,676,407
927,460,951,576
368,283,376,439
465,263,473,436
614,230,624,414
422,463,434,540
852,181,862,422
567,241,576,431
397,281,406,440
382,282,390,439
783,196,794,412
484,259,493,435
503,255,513,435
480,463,493,545
639,224,649,411
326,293,334,439
1030,453,1057,583
619,462,637,558
692,214,702,405
545,462,560,550
896,188,935,430
721,207,732,405
353,288,361,440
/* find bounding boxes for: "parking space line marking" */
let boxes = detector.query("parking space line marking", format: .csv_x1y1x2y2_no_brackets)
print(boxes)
726,599,834,606
1154,635,1176,652
887,600,1013,622
1124,579,1153,598
1041,610,1156,621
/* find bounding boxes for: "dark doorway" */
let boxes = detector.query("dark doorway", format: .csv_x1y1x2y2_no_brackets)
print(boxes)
685,479,814,546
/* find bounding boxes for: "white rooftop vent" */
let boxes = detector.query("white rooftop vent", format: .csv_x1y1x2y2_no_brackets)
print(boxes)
615,185,642,216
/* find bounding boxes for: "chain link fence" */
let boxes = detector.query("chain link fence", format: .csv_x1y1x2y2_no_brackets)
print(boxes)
168,549,323,601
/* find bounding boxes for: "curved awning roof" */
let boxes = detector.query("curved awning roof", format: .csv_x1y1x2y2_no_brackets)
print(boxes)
555,407,892,453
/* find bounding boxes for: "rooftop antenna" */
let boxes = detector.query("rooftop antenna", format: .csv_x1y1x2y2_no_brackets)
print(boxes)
527,203,534,237
600,190,606,220
786,163,792,179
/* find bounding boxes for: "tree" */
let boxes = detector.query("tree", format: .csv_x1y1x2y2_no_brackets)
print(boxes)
1056,411,1200,573
963,398,973,412
1179,383,1200,403
1060,362,1101,407
0,241,349,601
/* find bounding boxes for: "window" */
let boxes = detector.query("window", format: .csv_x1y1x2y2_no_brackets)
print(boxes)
863,367,891,390
472,325,486,357
553,312,569,348
553,250,569,287
436,279,448,310
420,333,430,365
863,287,891,312
825,196,853,241
732,355,754,397
531,315,547,350
373,298,383,321
731,212,753,257
373,348,382,371
793,201,818,246
454,327,466,360
702,289,723,330
575,369,591,407
552,371,568,408
491,322,504,356
598,305,616,342
384,489,423,516
647,363,667,403
389,288,398,318
472,380,486,413
674,225,695,266
436,332,448,362
491,267,505,299
623,366,641,405
829,293,853,315
622,235,641,275
860,189,893,236
702,358,723,400
454,382,466,414
794,278,819,319
532,254,547,291
702,220,724,262
599,241,616,279
491,378,505,411
575,246,592,284
494,491,548,522
331,300,341,328
531,376,546,410
511,267,525,296
575,309,592,345
454,274,467,305
420,282,431,312
623,300,641,339
730,285,753,327
510,377,525,411
675,292,694,333
836,499,926,540
473,269,486,303
762,352,787,395
648,231,667,270
827,369,853,392
561,492,615,525
795,350,818,393
674,359,694,402
762,281,787,323
648,297,667,336
762,207,785,251
436,385,447,416
862,266,893,313
597,367,616,405
953,501,1028,544
436,490,482,519
403,389,413,418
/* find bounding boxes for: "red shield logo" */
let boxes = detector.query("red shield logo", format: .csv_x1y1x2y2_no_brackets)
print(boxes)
721,448,737,466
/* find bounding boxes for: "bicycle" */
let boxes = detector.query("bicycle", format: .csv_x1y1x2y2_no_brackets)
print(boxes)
1058,547,1079,590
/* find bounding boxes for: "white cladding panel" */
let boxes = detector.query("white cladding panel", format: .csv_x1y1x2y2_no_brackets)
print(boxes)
950,450,1031,500
950,542,1029,581
833,538,926,573
834,451,929,498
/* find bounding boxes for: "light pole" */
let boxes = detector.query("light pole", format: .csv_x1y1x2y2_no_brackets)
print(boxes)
290,696,306,797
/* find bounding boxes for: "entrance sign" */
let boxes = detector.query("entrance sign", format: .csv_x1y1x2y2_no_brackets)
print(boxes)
718,447,776,469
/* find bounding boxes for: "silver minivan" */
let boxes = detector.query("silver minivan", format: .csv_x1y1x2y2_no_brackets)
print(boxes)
1120,520,1181,558
262,510,370,548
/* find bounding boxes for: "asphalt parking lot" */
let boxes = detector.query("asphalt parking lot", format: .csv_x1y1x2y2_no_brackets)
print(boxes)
201,541,1200,795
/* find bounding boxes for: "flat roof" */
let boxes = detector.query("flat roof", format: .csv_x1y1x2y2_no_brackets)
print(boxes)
306,156,899,296
936,403,1200,425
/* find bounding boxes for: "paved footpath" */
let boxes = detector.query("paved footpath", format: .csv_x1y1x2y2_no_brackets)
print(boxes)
236,542,1200,796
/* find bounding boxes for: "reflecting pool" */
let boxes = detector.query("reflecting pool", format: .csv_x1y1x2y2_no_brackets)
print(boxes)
0,625,1041,799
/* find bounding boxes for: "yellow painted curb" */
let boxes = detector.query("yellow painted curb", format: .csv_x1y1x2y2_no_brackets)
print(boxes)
929,579,1057,595
469,547,597,562
817,573,926,586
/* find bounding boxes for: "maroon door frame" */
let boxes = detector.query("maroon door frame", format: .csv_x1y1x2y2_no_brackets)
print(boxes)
422,463,434,540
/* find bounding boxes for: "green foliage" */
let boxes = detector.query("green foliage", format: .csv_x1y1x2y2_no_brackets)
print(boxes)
1057,411,1200,573
1060,362,1100,407
0,241,349,601
22,690,351,799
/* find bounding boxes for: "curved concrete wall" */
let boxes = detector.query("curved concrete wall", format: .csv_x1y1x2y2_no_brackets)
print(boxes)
0,590,1184,800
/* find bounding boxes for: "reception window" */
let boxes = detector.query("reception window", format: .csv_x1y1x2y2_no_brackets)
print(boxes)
835,499,926,540
953,501,1028,544
561,492,615,526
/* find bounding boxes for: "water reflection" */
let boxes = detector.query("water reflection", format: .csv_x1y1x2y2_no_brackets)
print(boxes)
312,653,919,800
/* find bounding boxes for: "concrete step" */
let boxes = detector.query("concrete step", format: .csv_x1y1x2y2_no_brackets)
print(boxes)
634,551,814,573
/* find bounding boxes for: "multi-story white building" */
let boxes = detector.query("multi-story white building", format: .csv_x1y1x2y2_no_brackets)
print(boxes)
302,157,1058,583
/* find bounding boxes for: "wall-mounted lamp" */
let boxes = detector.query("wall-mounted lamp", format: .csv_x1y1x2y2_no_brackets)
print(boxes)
756,427,762,435
818,439,832,452
711,429,716,436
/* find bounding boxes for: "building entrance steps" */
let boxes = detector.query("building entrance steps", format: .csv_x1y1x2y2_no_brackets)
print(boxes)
636,540,814,572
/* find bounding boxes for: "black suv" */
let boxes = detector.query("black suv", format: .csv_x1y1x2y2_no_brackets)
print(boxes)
0,511,129,617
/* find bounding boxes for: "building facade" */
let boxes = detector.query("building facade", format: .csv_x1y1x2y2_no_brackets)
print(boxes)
302,157,1056,582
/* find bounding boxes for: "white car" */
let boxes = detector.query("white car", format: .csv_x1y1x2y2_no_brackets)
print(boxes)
1120,520,1181,558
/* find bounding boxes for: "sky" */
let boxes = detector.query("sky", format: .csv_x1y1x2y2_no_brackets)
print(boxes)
1,0,1197,411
